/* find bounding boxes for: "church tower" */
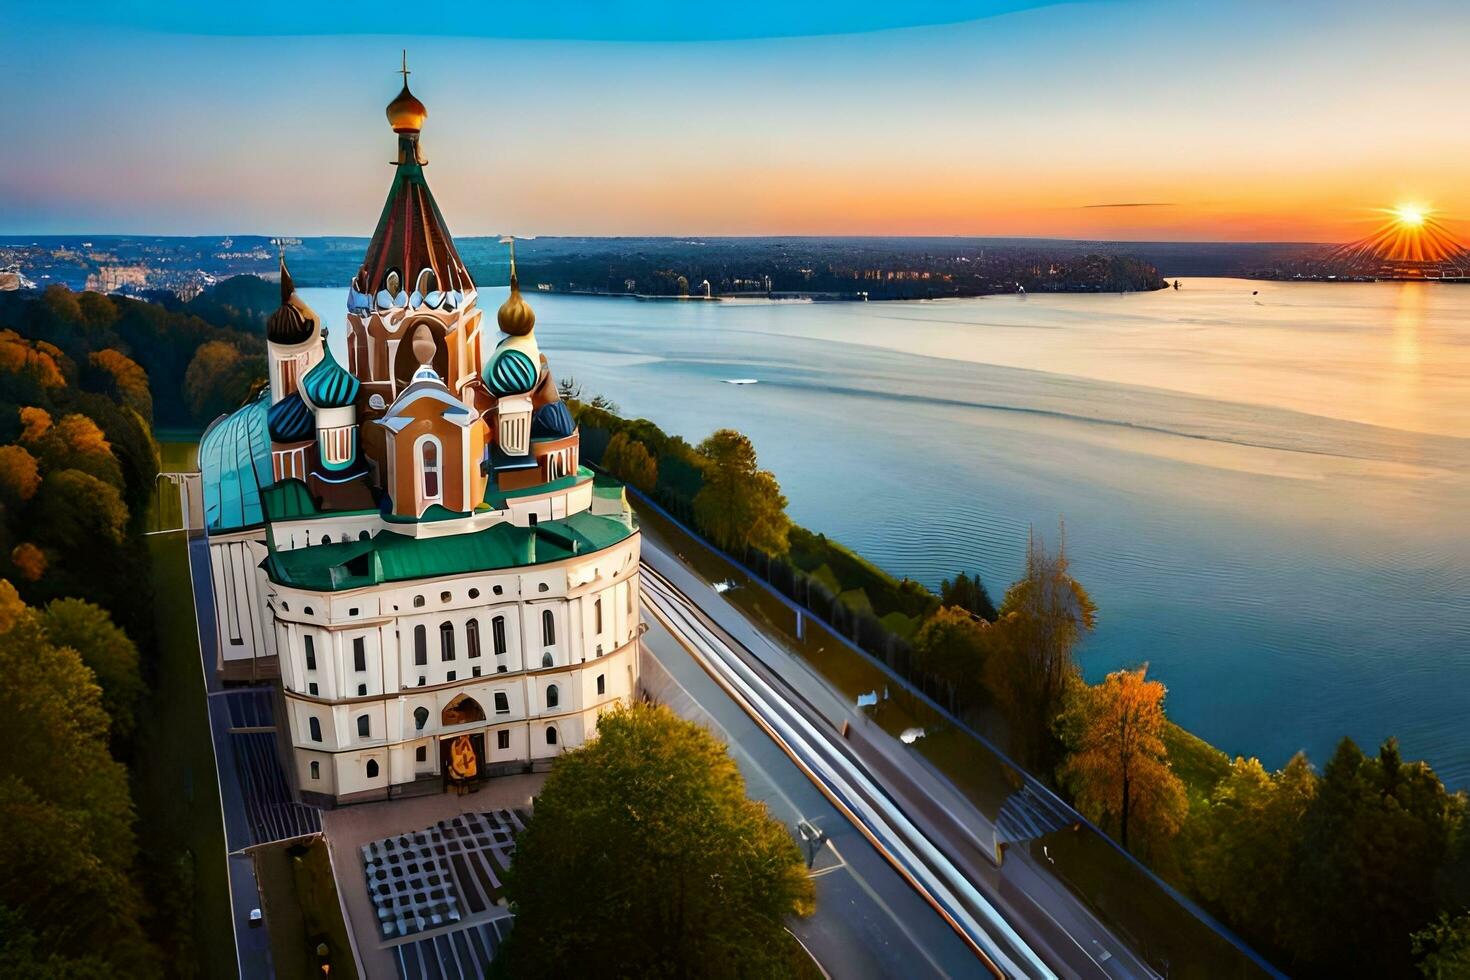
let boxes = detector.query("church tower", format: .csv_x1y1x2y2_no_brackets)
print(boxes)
346,56,492,486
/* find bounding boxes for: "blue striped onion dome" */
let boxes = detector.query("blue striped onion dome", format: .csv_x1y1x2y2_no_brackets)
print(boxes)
484,347,538,396
530,400,575,439
300,346,360,409
267,391,315,442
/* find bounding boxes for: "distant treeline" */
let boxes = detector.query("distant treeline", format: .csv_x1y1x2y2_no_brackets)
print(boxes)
574,391,1470,979
2,283,269,430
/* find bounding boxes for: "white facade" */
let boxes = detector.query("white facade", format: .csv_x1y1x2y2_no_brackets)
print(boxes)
271,531,641,804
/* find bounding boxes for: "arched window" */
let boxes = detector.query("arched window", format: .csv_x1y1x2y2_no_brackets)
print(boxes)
546,726,558,746
439,621,455,661
309,717,322,743
418,436,442,502
309,761,320,780
594,597,603,634
492,616,507,656
541,651,553,669
414,706,429,730
542,609,555,646
366,758,380,778
546,684,559,709
466,619,481,659
357,714,370,738
414,625,427,666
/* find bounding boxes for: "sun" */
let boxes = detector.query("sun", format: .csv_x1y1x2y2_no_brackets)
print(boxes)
1393,204,1427,227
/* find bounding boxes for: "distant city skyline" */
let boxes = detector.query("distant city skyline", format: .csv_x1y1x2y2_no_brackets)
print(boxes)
7,0,1470,242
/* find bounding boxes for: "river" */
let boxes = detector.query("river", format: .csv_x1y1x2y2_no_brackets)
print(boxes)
303,278,1470,786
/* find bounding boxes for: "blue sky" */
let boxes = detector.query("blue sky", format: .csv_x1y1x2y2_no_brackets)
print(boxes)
6,1,1469,240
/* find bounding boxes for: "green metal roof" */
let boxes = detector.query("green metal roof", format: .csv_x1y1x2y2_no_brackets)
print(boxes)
261,509,637,592
261,479,377,523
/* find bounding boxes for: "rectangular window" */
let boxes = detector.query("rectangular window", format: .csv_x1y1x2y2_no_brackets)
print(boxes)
492,616,507,656
308,682,319,696
497,730,510,750
357,683,367,697
494,692,509,714
446,670,456,682
416,745,427,763
353,637,366,673
414,625,427,666
304,634,316,672
596,674,605,696
357,715,370,738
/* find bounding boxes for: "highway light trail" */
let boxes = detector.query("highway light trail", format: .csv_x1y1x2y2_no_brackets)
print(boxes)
641,564,1058,980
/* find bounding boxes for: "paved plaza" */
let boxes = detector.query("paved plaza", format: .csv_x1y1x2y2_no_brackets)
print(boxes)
361,809,526,940
322,773,543,980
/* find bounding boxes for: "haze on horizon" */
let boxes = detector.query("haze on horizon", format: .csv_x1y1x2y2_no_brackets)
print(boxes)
6,0,1469,243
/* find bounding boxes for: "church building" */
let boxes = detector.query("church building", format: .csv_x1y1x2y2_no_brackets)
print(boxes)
199,70,641,807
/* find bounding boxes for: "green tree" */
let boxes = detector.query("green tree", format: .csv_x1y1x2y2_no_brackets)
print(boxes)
1183,753,1316,956
910,605,989,706
693,429,790,556
1290,738,1465,976
1413,912,1470,979
0,581,157,976
940,571,997,621
1058,666,1187,854
495,702,814,979
983,528,1096,771
602,431,658,493
34,469,130,551
41,598,143,745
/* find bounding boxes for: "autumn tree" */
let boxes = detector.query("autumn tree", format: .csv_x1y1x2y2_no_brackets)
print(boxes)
0,444,41,507
89,349,153,422
601,431,658,492
910,605,989,707
1059,666,1187,853
495,702,814,979
983,528,1096,771
183,340,265,423
693,428,790,556
940,571,998,621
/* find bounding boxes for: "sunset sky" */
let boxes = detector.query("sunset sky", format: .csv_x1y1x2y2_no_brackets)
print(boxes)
7,0,1470,242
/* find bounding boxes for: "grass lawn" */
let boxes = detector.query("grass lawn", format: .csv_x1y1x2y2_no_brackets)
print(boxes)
132,531,236,979
254,837,358,980
1164,720,1233,804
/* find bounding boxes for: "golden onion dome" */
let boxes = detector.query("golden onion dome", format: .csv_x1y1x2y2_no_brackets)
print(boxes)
386,83,427,133
497,273,536,336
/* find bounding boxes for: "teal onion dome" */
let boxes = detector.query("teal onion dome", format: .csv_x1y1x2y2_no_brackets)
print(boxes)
300,345,360,410
267,391,315,442
484,347,538,396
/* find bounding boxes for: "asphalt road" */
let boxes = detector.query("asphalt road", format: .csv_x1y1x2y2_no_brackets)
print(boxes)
638,535,1161,979
641,614,983,978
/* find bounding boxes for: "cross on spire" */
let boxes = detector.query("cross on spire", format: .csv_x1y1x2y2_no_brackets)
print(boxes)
399,50,411,86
